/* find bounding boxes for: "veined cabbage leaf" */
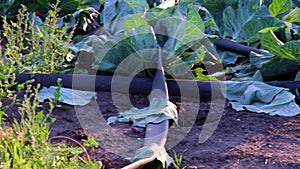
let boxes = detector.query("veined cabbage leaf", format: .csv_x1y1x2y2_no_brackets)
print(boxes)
254,31,300,80
222,0,283,43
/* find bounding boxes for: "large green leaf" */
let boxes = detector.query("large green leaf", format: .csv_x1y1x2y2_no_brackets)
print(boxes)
91,25,158,75
146,0,205,32
230,49,300,81
249,52,300,80
224,81,300,116
269,0,292,18
261,31,300,61
149,1,206,77
200,0,238,29
259,58,300,80
101,0,149,31
123,14,149,31
154,17,204,58
107,98,178,127
38,86,97,106
155,25,205,77
222,0,283,43
283,7,300,25
218,50,244,65
257,31,300,80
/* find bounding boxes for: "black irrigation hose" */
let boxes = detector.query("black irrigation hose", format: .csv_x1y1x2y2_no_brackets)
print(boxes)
15,74,222,99
15,74,300,98
214,38,263,55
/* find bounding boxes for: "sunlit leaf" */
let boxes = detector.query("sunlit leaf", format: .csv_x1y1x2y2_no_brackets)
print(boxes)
269,0,292,18
123,14,148,30
283,7,300,25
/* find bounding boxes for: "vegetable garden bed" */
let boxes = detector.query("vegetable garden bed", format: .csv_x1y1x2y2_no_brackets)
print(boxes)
4,91,300,168
3,84,295,169
1,0,300,168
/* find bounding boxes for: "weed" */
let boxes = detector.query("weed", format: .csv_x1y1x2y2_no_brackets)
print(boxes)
0,84,103,168
0,1,102,168
82,137,99,150
51,78,64,106
49,135,91,161
172,149,187,169
0,1,75,74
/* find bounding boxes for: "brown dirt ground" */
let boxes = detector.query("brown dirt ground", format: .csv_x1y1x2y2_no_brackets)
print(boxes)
4,91,300,169
50,91,300,169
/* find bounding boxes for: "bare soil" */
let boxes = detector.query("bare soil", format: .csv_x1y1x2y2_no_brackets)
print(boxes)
5,91,300,169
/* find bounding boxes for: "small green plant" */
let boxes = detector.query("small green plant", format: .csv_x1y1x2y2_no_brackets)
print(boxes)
0,66,17,101
51,78,64,105
82,137,99,150
171,149,187,169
